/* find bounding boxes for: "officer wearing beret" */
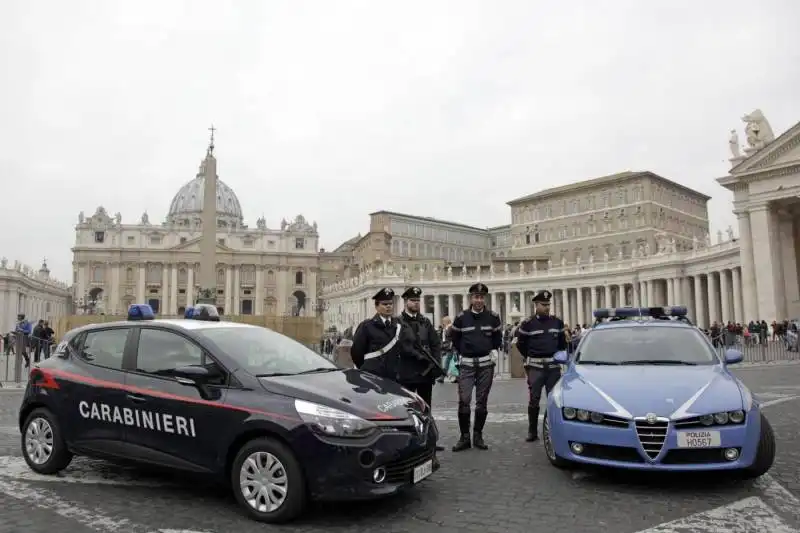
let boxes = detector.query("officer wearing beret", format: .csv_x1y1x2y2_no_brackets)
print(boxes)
515,289,567,442
449,283,503,452
351,288,408,380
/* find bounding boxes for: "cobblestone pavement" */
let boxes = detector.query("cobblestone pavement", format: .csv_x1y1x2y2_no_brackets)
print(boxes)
0,365,798,533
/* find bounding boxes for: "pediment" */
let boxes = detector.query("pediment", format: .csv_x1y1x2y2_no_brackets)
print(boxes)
169,236,234,252
732,120,800,174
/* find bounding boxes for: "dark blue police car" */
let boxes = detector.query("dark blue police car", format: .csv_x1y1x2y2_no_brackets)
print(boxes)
19,304,439,523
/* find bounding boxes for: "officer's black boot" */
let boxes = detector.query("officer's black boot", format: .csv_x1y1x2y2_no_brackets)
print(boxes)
526,406,539,442
473,411,489,450
451,412,471,452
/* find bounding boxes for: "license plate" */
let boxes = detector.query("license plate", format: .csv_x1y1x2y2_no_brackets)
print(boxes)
413,459,433,483
676,430,721,448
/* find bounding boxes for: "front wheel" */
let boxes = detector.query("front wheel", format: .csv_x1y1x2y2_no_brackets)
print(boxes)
230,437,308,523
542,411,572,469
21,407,73,475
738,412,776,479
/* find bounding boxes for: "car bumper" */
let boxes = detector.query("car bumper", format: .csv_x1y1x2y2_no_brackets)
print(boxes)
548,410,762,471
294,421,439,501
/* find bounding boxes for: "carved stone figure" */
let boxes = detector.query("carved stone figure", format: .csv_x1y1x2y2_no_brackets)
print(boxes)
115,212,122,225
256,216,266,230
78,211,84,223
461,267,467,280
742,109,776,149
519,262,525,275
603,252,609,263
281,218,288,231
547,259,552,270
727,226,734,240
489,264,496,278
705,233,712,247
0,257,6,268
717,230,723,244
433,266,439,280
669,238,676,253
692,236,699,250
418,265,424,281
386,263,395,276
588,253,594,264
312,221,318,232
561,257,567,267
729,129,741,158
447,266,453,280
141,212,149,225
617,249,623,260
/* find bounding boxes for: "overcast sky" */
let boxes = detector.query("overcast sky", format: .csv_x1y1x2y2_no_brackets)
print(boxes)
2,0,799,282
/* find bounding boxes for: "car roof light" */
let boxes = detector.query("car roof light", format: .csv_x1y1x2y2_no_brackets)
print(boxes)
186,303,220,322
184,306,195,318
127,304,155,321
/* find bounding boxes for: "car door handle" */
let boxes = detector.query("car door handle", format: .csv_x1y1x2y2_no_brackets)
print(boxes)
175,377,195,386
127,393,147,403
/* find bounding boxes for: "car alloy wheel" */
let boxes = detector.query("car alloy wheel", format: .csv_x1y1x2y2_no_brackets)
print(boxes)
543,415,557,462
24,417,54,465
239,451,289,513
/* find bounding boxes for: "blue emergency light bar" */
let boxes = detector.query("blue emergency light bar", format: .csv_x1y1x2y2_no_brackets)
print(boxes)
127,304,155,321
185,303,220,322
593,306,689,319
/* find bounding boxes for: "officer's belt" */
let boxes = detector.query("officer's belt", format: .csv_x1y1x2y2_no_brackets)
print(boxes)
364,324,402,360
459,354,494,368
524,356,556,368
517,328,561,336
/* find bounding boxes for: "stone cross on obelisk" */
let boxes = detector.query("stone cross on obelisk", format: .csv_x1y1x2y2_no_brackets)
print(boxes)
196,125,218,305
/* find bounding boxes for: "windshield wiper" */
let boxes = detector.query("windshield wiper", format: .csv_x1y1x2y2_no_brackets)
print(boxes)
578,360,620,365
294,367,341,375
618,360,698,366
255,372,297,377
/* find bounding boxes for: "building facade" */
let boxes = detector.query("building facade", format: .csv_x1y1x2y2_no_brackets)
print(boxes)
0,259,70,333
322,112,800,330
72,151,321,317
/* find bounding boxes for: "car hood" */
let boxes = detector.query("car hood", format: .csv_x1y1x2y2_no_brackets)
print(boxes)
258,368,423,420
563,365,743,419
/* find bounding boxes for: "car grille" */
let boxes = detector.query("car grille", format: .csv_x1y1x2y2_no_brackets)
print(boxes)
634,418,669,460
384,448,435,484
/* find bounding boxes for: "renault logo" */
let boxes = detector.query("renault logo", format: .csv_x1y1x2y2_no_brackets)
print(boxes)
646,413,658,424
412,414,425,436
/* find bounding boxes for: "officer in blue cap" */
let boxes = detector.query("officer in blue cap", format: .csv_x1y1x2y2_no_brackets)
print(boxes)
515,289,567,442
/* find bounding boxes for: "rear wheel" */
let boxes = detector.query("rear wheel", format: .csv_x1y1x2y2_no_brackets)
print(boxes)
543,411,572,469
739,412,776,479
21,408,73,474
230,437,307,523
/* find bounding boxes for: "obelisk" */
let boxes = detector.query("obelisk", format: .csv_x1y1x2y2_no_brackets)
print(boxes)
197,125,218,305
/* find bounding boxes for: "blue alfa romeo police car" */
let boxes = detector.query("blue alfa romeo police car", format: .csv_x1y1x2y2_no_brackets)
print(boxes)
19,304,439,523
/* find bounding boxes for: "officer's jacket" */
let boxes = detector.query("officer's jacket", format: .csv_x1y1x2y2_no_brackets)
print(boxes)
351,314,413,380
450,309,503,358
396,312,442,384
515,315,567,365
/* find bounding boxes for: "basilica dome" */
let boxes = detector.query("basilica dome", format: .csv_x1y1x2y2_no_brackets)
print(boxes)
166,169,244,227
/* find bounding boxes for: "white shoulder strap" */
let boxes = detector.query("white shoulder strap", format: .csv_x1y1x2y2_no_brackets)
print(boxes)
364,324,403,360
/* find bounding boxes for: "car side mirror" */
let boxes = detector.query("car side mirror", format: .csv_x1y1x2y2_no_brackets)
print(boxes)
724,349,743,365
173,365,211,384
553,351,570,364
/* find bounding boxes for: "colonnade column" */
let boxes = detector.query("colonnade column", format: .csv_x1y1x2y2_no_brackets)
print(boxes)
666,278,674,306
706,273,719,325
576,288,585,325
720,270,731,324
447,294,455,318
694,275,706,328
161,265,169,314
433,294,441,325
736,211,758,319
732,268,743,323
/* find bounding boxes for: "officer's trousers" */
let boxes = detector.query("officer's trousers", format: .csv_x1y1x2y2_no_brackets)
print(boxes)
457,363,494,432
526,365,561,434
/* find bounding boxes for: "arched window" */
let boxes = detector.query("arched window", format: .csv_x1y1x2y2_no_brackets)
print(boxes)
295,271,304,285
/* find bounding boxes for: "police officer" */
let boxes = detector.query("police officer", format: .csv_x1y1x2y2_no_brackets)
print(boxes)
397,287,446,453
450,283,502,452
351,288,407,380
515,290,567,442
396,286,443,408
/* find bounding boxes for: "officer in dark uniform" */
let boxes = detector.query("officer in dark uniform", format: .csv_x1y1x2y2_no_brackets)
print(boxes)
396,286,443,408
450,283,502,452
351,288,406,380
515,289,567,442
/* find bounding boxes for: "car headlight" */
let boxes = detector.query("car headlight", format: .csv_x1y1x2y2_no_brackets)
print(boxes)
551,380,564,408
562,407,603,423
699,411,746,426
294,399,377,439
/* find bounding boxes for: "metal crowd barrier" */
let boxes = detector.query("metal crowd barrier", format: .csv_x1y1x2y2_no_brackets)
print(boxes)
1,332,55,386
711,333,798,364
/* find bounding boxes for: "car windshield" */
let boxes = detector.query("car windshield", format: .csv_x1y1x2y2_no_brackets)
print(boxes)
196,327,338,376
576,326,717,365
